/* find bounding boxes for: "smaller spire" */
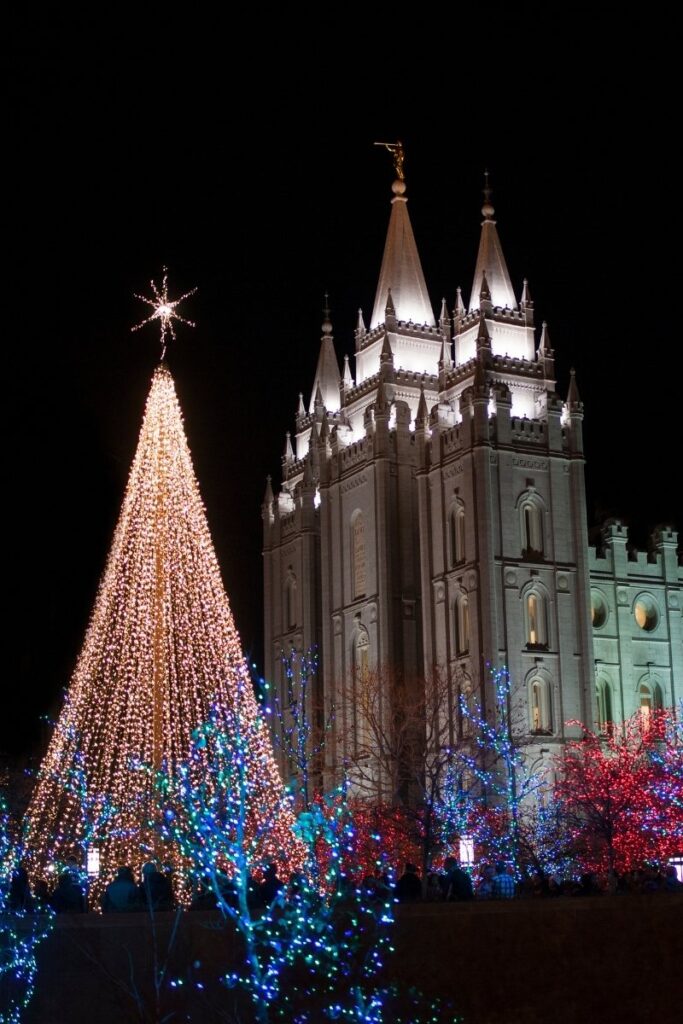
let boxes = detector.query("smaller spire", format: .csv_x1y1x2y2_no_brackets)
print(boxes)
380,333,393,364
439,297,451,342
439,337,452,370
538,321,551,355
263,475,274,505
416,384,429,428
283,432,294,462
319,414,330,441
520,278,532,307
567,368,582,408
479,270,491,305
385,287,396,321
343,353,353,390
476,316,492,362
355,308,366,340
314,383,324,411
455,286,465,317
297,392,306,417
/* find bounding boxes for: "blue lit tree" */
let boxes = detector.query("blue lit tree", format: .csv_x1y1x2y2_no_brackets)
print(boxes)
440,666,564,881
161,672,461,1023
0,793,53,1024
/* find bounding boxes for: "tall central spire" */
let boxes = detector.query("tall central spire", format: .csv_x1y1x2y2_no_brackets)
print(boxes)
468,172,516,312
370,177,435,329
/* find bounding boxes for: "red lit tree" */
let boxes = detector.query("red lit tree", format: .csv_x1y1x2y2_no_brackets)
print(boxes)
554,706,683,875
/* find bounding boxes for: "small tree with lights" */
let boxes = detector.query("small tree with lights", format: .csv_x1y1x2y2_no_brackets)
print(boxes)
0,792,53,1024
554,703,683,875
440,666,567,883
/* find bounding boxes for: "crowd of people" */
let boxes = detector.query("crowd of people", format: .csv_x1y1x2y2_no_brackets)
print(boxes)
5,856,682,914
387,859,683,902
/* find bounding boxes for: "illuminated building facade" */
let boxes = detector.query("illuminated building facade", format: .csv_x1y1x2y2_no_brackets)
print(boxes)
262,172,682,781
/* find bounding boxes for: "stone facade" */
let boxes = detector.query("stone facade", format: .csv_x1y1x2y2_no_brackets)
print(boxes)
262,174,682,780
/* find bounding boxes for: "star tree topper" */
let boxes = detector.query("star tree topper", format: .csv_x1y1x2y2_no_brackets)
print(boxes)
132,268,197,359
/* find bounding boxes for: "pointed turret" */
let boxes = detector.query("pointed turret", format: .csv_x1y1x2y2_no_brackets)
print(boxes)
283,432,294,463
479,270,492,307
380,332,394,365
477,315,492,356
469,172,517,311
455,286,465,318
263,475,274,506
297,392,306,417
343,354,353,390
439,336,452,371
309,296,341,414
538,321,551,356
567,367,582,409
385,287,397,322
370,177,435,328
355,308,367,343
520,278,532,308
416,384,429,428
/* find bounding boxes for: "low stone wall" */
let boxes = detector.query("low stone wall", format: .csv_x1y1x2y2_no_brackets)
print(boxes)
21,895,683,1023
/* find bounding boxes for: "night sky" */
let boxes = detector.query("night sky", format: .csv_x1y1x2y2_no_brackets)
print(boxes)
6,13,681,759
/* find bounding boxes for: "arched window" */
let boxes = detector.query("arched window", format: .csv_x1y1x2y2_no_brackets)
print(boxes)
596,678,613,734
529,676,552,734
352,626,370,757
285,569,297,630
459,680,474,738
639,679,663,730
520,495,545,558
351,511,366,599
525,590,548,648
454,593,470,656
449,503,466,567
633,594,659,632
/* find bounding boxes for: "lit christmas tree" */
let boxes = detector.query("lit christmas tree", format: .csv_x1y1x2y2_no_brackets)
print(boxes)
24,347,297,893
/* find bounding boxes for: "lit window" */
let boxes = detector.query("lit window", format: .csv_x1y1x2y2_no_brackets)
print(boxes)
526,592,547,647
596,679,613,733
591,591,608,629
285,569,297,630
352,512,366,599
634,596,658,632
449,505,466,567
521,500,544,557
353,627,370,756
529,677,552,734
455,595,470,655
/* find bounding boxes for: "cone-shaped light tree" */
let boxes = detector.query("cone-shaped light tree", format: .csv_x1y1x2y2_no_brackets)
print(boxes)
25,362,297,891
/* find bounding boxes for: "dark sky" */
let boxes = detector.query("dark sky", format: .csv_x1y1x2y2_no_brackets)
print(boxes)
6,13,681,758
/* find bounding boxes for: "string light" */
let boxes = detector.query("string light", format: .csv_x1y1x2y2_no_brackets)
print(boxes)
132,268,197,359
0,794,54,1023
555,706,683,875
24,365,298,900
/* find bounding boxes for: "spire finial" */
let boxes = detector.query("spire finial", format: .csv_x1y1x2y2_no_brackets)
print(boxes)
322,292,332,335
482,169,494,221
374,139,406,184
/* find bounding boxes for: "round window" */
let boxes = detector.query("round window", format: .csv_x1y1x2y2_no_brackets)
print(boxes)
591,591,608,629
634,596,658,632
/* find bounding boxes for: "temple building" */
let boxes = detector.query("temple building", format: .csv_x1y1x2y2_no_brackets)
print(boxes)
262,165,682,784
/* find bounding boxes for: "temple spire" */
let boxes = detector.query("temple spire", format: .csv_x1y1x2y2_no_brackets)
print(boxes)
468,172,516,312
370,166,435,329
309,294,341,414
